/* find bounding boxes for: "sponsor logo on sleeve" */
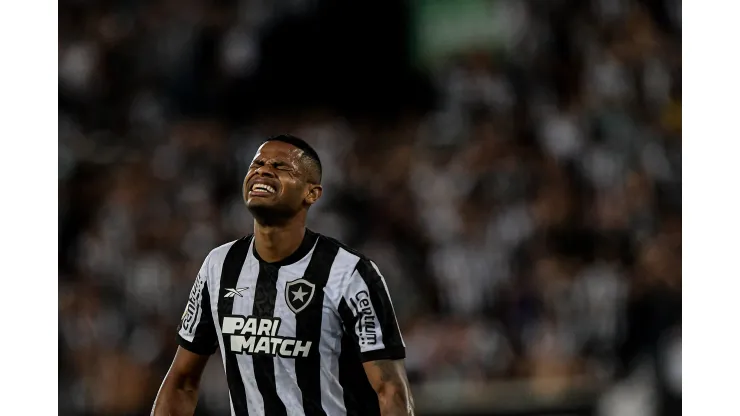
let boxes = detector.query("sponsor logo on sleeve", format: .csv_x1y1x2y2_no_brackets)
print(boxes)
181,273,205,333
350,290,378,346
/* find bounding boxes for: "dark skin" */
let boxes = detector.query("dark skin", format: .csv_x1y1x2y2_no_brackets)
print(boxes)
152,141,414,416
364,360,416,416
242,141,323,262
151,348,208,416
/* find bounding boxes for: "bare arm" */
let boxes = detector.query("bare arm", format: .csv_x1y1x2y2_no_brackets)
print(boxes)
363,359,415,416
151,347,211,416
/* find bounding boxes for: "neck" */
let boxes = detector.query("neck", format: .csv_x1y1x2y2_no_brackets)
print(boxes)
253,216,307,263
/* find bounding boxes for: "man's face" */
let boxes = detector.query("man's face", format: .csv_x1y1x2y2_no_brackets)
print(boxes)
243,141,320,219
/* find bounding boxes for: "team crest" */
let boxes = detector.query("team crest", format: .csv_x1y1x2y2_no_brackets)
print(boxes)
285,278,315,314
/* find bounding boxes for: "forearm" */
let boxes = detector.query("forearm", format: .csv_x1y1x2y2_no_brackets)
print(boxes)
376,382,415,416
151,376,200,416
365,360,415,416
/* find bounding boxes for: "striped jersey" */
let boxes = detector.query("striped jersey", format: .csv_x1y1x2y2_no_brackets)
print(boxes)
177,229,406,416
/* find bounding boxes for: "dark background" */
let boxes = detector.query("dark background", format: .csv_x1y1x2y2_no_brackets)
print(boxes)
59,0,682,415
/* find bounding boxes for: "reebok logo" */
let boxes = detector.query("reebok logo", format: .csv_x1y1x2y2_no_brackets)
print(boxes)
224,287,249,298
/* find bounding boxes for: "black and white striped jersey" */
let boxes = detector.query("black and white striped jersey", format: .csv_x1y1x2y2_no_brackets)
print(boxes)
177,229,406,416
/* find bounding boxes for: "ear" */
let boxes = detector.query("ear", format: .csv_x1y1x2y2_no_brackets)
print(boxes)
305,184,323,206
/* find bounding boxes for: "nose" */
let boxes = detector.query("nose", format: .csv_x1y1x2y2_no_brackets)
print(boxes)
254,165,276,178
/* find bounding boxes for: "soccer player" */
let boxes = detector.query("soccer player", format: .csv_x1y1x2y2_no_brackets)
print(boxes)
152,135,414,416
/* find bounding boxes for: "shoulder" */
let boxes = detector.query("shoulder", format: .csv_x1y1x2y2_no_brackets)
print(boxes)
205,234,254,267
314,232,376,274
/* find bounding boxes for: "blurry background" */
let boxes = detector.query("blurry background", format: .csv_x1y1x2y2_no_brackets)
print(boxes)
58,0,681,415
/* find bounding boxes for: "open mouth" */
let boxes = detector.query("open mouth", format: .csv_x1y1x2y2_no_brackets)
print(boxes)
249,182,277,197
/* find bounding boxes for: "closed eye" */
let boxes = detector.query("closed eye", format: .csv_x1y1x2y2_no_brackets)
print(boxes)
272,162,292,171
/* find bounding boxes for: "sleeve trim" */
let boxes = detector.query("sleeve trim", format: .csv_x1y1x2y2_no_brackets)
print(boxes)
360,346,406,363
177,334,217,356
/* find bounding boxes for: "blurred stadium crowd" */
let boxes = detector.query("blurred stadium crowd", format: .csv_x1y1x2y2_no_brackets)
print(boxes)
59,0,681,415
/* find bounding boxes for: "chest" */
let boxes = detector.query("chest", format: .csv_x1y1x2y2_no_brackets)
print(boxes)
215,261,343,342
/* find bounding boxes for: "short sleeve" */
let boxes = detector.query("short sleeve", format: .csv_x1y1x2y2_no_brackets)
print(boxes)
338,258,406,362
177,254,219,355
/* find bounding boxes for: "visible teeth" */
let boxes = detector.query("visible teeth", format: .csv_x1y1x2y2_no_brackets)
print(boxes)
253,184,275,193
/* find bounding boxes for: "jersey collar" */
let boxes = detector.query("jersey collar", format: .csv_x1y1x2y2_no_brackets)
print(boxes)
252,228,319,267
